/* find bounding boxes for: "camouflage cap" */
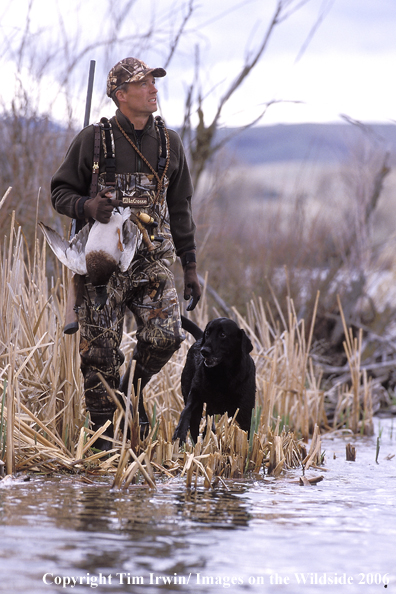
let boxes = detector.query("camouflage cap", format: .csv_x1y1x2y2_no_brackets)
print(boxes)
107,57,166,97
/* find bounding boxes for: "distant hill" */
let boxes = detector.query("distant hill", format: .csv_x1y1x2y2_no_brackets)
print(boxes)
216,123,396,165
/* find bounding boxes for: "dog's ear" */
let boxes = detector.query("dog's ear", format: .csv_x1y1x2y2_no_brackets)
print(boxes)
201,323,209,346
240,329,253,354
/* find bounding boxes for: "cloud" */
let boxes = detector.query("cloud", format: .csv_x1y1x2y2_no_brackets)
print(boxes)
1,0,395,128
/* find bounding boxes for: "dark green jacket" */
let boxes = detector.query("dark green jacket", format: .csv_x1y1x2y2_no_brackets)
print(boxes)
51,110,196,256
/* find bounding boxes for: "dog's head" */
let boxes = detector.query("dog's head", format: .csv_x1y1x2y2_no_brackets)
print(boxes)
200,317,253,368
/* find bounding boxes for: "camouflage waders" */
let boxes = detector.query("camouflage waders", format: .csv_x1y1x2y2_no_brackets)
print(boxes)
79,236,184,421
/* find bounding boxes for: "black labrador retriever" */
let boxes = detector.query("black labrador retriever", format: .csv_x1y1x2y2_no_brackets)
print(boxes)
173,316,256,443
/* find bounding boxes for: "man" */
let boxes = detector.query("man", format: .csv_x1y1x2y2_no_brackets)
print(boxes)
51,57,201,447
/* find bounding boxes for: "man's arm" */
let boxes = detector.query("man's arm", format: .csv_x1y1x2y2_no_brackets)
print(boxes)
51,126,95,220
165,130,196,255
165,130,201,310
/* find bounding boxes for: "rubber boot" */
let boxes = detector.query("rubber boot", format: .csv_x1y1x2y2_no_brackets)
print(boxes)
90,411,114,451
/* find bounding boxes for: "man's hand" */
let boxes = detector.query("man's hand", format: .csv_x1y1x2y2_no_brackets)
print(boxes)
84,187,121,223
181,251,201,311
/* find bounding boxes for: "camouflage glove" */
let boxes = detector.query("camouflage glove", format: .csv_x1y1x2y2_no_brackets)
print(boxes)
79,187,121,224
181,251,201,311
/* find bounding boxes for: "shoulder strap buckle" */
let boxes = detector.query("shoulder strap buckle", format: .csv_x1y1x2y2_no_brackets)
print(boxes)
100,117,116,186
90,123,101,198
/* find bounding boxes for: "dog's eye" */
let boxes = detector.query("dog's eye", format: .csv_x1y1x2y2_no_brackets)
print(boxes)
219,332,226,339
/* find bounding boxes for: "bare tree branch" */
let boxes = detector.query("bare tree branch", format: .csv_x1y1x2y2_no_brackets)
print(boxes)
294,0,335,62
162,0,196,69
213,1,283,123
185,0,329,187
211,99,304,156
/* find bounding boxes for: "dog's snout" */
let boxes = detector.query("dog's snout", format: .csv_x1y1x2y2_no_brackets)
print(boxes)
200,346,211,359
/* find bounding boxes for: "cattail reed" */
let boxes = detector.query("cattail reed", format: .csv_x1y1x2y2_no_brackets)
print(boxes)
0,209,374,485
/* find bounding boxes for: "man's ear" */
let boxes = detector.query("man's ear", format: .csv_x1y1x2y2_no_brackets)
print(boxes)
115,88,126,105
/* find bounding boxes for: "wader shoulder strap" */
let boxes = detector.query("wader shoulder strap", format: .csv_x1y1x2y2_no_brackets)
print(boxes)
90,123,101,198
100,117,116,186
90,118,116,197
154,115,169,178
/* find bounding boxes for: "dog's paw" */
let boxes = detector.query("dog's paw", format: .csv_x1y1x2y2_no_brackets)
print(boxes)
172,425,187,444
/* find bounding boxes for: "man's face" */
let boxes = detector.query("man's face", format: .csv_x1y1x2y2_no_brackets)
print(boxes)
116,75,158,121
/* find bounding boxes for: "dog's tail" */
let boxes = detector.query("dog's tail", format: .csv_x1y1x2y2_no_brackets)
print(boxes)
181,315,203,340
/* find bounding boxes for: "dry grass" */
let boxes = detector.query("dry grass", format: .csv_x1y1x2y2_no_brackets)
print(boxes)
0,207,374,488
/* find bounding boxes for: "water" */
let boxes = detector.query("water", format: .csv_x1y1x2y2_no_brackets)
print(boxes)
0,418,395,594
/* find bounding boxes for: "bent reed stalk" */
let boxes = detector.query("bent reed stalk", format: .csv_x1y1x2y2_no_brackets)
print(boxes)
0,213,374,486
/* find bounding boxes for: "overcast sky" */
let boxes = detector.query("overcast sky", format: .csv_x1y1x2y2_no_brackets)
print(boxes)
2,0,396,128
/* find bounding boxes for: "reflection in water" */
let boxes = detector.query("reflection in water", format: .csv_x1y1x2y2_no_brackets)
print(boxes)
175,487,252,528
45,480,252,534
0,476,254,593
0,418,395,593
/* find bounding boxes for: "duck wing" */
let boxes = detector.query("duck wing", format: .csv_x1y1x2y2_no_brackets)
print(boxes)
39,222,88,275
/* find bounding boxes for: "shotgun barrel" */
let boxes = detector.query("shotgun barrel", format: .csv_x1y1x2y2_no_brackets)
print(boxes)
70,60,96,238
84,60,96,128
64,60,96,335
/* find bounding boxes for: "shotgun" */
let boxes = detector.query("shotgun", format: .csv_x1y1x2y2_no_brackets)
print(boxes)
64,60,96,335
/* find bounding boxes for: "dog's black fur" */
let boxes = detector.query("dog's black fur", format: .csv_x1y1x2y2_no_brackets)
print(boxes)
173,316,256,443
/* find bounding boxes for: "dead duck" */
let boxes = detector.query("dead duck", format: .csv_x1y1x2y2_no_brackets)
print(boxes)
39,206,141,309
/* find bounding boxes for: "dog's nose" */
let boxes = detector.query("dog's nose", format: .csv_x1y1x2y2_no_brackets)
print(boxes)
200,346,211,359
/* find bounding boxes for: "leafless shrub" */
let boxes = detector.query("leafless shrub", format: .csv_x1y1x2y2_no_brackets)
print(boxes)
192,134,393,375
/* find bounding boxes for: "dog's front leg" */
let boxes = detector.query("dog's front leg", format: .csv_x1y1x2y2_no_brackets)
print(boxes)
172,390,202,444
172,405,192,444
189,403,205,443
